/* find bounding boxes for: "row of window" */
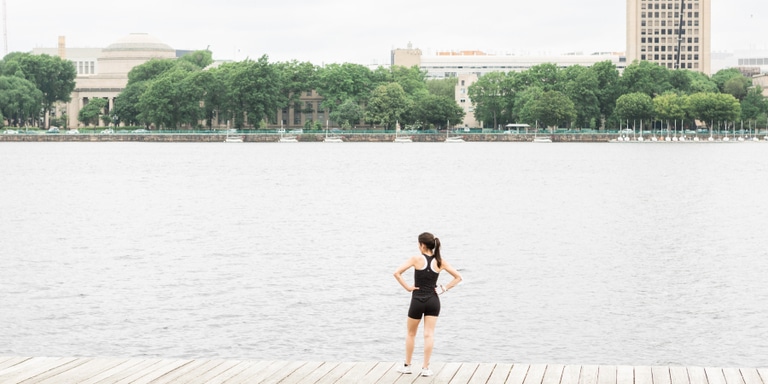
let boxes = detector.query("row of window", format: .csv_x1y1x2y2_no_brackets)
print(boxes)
76,61,96,75
738,58,768,66
641,20,700,27
641,54,700,61
641,11,700,19
642,37,700,44
640,57,700,70
641,28,700,35
641,45,700,52
641,2,699,10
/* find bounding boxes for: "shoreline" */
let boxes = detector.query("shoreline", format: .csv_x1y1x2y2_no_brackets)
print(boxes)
2,133,766,143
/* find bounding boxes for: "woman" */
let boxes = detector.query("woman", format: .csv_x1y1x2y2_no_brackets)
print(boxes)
393,232,462,377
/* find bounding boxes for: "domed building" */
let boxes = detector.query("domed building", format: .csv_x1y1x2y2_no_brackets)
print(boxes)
34,33,179,128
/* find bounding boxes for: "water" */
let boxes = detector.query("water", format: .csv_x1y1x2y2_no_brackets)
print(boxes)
1,142,767,368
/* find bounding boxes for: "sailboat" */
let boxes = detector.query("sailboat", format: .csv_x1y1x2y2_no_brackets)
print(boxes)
323,121,343,143
278,122,298,142
532,121,552,143
444,120,465,143
224,128,243,143
393,121,412,143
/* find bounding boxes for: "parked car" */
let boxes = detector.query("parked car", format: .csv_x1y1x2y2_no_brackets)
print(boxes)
288,128,303,134
66,129,79,135
132,129,149,133
100,128,114,134
3,129,18,134
46,127,60,134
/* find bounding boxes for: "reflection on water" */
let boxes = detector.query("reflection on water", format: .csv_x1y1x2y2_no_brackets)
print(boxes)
1,142,767,367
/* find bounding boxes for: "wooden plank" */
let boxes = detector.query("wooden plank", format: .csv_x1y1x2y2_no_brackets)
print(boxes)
0,357,77,383
78,358,154,384
507,364,531,384
230,360,293,384
429,361,462,384
740,368,764,384
50,358,133,383
653,367,672,384
203,360,265,384
616,366,634,384
400,361,446,383
22,357,93,383
467,363,497,384
151,359,224,384
334,361,378,384
275,361,325,384
687,366,709,384
315,361,357,384
117,359,191,384
561,365,582,384
635,366,654,384
542,365,565,384
485,363,512,384
524,364,549,384
0,357,33,372
372,361,405,384
757,369,768,384
285,361,338,384
671,366,691,384
359,362,395,384
598,365,617,384
706,368,727,384
259,361,308,384
449,363,480,384
180,359,239,384
723,368,746,384
580,365,599,384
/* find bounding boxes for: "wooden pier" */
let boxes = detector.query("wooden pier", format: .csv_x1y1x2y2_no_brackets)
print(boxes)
0,356,765,384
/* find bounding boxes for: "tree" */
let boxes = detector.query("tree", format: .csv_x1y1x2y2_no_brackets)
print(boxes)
364,83,410,129
114,81,150,126
711,68,743,93
513,87,544,125
315,63,374,112
467,71,509,130
520,63,563,92
722,76,751,101
219,56,283,128
740,86,767,122
590,60,621,129
426,78,457,99
273,60,317,123
528,90,576,129
563,66,600,128
179,50,214,70
619,60,671,97
687,71,719,93
686,92,741,128
615,92,654,125
0,75,43,127
410,92,465,129
78,98,108,126
1,53,76,127
653,92,687,132
138,68,206,129
126,58,178,83
329,99,364,128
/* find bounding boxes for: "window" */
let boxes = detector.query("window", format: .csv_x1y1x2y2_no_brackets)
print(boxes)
306,91,312,96
460,99,466,103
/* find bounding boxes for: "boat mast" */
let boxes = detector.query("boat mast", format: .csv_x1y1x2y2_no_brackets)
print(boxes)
675,0,685,69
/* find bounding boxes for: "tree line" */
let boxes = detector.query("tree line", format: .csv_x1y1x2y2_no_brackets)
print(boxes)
468,60,768,130
110,51,464,130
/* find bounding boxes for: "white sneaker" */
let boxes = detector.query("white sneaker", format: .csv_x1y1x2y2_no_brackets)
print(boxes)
396,364,412,374
421,368,434,377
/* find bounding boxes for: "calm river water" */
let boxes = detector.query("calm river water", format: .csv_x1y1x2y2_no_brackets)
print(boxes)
1,142,767,368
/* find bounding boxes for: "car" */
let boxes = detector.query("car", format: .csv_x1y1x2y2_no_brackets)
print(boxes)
276,128,286,133
66,129,79,135
3,129,18,134
288,128,303,134
330,128,342,134
132,129,149,133
620,128,634,133
100,128,114,134
46,127,60,134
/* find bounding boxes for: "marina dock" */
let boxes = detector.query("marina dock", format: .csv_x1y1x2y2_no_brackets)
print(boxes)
0,357,765,384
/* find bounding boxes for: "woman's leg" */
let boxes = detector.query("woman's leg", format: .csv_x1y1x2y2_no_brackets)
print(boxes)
405,317,421,365
422,315,438,368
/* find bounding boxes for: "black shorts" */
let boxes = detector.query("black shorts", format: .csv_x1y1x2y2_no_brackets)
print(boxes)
408,294,441,319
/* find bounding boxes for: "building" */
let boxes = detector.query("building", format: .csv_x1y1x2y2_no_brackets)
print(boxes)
392,45,626,128
626,0,711,74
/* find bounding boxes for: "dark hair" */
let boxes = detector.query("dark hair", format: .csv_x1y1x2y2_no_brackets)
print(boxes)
418,232,442,268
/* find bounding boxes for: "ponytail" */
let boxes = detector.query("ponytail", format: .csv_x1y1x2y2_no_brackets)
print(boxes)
433,237,442,268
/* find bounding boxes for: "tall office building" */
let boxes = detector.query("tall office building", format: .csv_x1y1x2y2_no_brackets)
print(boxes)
627,0,711,74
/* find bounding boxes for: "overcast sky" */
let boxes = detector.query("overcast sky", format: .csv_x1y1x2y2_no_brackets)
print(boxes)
5,0,768,65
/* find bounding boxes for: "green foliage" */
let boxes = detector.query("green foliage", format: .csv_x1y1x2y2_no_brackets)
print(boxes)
426,77,457,99
0,75,43,126
410,92,465,129
563,66,600,127
315,63,375,111
686,92,741,124
653,92,687,121
528,90,576,128
329,99,364,128
364,83,410,129
722,76,751,101
711,68,744,92
619,60,671,97
78,98,108,126
615,92,654,122
138,68,207,129
740,86,766,121
467,71,511,129
179,50,214,69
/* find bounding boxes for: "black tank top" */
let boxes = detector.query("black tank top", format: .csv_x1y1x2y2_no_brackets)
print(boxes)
413,254,440,300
